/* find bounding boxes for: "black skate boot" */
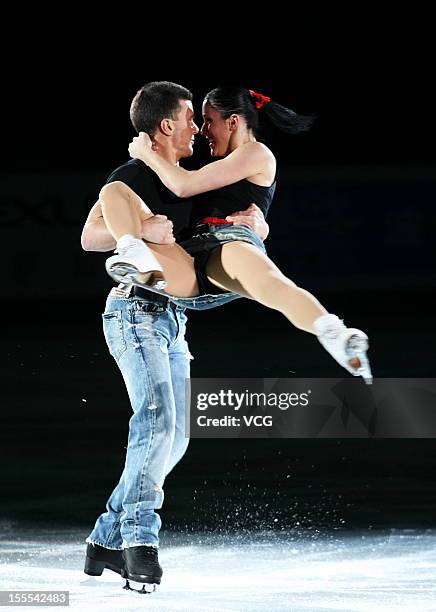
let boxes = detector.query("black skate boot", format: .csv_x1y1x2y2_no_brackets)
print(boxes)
122,545,163,594
84,543,125,576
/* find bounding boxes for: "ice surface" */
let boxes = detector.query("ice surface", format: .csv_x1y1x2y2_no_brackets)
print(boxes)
1,522,435,611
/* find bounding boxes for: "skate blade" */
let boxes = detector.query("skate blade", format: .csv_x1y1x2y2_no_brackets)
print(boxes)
346,334,373,385
123,579,157,594
108,263,167,291
355,354,373,385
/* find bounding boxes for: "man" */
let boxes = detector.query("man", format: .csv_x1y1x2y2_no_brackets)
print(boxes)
81,81,268,591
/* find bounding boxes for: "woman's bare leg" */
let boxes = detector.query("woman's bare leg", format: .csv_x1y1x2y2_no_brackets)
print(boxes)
206,241,327,334
99,181,199,296
206,242,371,378
148,243,199,297
99,181,152,240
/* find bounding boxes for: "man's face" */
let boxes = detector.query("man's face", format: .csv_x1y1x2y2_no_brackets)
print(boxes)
171,99,199,160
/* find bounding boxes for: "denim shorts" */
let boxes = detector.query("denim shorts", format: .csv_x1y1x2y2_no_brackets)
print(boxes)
179,223,267,296
112,223,267,311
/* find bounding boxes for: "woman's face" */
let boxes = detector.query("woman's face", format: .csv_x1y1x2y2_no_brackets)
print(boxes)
200,101,232,157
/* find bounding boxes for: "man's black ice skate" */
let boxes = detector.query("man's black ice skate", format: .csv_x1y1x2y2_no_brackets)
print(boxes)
84,543,125,576
122,545,163,594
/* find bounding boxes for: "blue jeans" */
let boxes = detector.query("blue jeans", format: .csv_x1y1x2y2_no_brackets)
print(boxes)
86,288,239,549
86,295,193,549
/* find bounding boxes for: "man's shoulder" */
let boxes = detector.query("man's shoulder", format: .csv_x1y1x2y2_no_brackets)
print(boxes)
105,158,189,213
106,158,153,186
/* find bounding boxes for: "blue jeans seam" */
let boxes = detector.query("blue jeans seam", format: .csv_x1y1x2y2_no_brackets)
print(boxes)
129,303,160,534
106,518,121,546
138,404,156,503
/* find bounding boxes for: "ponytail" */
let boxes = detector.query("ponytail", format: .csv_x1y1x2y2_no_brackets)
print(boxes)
204,86,315,136
248,88,315,134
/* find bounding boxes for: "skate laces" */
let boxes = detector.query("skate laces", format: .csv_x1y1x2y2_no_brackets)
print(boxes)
346,333,368,352
322,326,342,340
116,243,138,257
321,321,347,341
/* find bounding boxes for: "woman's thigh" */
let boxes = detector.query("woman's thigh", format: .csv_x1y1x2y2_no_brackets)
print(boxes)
147,242,199,297
205,242,257,297
206,240,287,297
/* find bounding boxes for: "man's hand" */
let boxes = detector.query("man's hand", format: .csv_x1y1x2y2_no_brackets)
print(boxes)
226,203,269,241
141,215,175,244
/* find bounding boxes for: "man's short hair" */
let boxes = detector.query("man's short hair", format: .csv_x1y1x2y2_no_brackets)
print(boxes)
130,81,193,135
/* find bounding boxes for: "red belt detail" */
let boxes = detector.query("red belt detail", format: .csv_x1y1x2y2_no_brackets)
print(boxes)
201,216,233,225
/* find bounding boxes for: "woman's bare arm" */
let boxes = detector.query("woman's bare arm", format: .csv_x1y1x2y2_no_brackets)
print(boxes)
129,134,276,198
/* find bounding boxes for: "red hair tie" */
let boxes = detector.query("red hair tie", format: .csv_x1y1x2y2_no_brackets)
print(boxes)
249,89,271,109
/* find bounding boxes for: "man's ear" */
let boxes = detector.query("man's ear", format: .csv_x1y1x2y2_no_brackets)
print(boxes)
159,118,174,136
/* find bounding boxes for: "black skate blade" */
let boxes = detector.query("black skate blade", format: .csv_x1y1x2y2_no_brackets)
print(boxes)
123,579,157,594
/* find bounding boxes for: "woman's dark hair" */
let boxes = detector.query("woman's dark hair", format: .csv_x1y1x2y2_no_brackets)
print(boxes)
204,86,314,135
130,81,193,135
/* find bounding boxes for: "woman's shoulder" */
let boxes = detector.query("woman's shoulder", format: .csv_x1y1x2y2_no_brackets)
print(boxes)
235,142,276,185
242,141,274,155
240,141,276,165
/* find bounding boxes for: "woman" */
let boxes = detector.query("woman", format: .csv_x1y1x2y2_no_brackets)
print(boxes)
100,86,372,383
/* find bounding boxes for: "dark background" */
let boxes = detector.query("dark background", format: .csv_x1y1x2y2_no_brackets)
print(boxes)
2,5,435,535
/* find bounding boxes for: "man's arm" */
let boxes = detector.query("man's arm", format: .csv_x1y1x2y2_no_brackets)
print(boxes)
226,203,269,241
81,201,116,252
81,200,176,252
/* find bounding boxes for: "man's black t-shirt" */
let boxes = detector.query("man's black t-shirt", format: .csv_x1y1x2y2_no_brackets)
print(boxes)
106,159,192,241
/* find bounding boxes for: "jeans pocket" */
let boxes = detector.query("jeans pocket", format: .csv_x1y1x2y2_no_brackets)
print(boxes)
102,310,127,361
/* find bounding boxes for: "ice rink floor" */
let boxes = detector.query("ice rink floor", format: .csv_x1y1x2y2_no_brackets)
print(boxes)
1,524,435,611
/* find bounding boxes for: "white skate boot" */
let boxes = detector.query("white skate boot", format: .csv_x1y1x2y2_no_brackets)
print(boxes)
314,314,373,384
106,234,167,291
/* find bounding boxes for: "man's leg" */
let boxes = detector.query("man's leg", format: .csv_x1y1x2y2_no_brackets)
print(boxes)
86,472,125,550
87,295,179,551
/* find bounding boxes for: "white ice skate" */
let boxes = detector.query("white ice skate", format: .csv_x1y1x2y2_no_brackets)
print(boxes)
314,314,373,384
106,234,167,291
